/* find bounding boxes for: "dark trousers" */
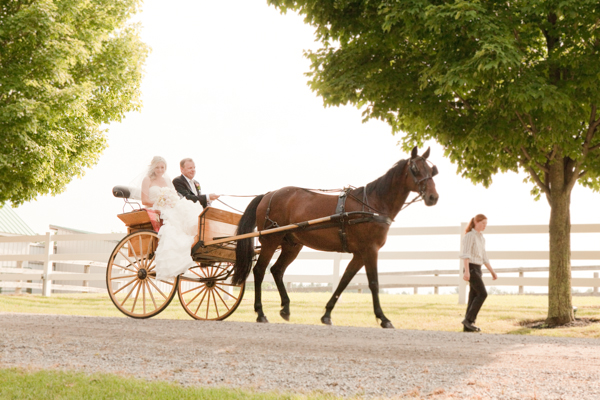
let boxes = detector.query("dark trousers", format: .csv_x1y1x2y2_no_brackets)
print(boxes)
465,263,487,323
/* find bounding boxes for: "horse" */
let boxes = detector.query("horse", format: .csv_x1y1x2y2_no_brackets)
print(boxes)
231,146,439,328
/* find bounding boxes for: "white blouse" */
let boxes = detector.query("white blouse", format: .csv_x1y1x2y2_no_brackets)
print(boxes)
459,230,489,266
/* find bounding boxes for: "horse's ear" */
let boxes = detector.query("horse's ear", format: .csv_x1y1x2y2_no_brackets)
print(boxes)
411,146,418,159
422,147,430,159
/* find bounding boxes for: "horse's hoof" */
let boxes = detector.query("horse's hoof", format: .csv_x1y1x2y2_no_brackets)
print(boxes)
321,316,332,326
381,321,395,329
256,316,269,323
280,310,290,321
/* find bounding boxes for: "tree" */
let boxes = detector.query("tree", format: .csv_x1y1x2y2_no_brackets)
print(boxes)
0,0,148,205
268,0,600,324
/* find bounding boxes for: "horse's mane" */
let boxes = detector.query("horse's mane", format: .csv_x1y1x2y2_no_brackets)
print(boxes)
354,159,408,199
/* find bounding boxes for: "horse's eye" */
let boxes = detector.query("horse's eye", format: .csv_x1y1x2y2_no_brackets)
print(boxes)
431,166,438,177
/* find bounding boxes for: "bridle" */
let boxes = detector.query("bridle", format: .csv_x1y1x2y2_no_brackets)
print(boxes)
408,156,438,197
400,157,439,211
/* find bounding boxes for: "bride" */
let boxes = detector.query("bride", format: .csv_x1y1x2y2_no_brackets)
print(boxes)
141,156,203,282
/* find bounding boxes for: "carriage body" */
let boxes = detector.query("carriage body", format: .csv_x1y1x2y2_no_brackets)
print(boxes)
107,203,246,321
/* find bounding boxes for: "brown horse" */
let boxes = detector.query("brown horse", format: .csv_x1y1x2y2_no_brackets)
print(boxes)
232,147,439,328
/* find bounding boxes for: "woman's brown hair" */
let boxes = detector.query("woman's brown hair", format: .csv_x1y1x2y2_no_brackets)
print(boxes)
466,214,487,233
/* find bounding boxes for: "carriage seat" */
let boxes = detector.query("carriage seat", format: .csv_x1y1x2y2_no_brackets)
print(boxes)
112,185,141,200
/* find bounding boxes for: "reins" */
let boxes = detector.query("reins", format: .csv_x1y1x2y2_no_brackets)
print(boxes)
215,156,438,220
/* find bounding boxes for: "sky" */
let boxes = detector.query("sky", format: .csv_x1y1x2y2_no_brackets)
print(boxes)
13,1,600,250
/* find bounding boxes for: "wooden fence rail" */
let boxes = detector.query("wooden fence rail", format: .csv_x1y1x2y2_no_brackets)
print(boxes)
1,224,599,303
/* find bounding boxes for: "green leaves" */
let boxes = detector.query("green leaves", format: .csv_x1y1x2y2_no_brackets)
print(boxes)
0,0,148,205
269,0,600,197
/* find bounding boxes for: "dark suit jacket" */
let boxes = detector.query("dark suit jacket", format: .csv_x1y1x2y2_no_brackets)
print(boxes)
173,175,208,207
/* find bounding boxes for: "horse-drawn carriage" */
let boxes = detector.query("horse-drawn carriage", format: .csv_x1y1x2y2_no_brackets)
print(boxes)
107,147,439,328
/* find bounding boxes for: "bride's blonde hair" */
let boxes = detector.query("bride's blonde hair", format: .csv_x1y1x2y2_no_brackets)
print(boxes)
147,156,167,180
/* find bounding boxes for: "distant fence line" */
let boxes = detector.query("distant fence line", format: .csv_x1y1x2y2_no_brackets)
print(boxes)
1,224,600,304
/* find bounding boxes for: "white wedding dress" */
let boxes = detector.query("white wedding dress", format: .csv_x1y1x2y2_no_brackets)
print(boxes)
148,186,203,282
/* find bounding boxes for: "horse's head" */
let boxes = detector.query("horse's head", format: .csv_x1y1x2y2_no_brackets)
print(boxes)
407,146,439,206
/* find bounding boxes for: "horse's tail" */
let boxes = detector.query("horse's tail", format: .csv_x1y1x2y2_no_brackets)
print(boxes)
232,194,265,286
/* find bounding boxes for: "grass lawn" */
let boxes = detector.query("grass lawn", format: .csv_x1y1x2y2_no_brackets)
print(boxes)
0,368,345,400
1,291,598,338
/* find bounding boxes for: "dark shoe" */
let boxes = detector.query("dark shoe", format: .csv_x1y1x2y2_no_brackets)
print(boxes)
462,319,480,332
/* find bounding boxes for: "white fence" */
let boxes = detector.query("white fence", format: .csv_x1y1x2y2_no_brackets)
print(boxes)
0,232,123,296
1,224,600,304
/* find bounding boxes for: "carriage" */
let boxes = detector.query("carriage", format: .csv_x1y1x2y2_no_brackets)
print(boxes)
106,201,248,321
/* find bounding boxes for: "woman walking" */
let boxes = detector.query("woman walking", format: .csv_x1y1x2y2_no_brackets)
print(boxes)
460,214,497,332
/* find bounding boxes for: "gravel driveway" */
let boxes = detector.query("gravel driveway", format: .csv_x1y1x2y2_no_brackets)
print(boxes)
1,312,599,399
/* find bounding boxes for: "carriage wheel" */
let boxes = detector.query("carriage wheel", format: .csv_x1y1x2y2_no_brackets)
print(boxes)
106,230,178,318
177,262,245,321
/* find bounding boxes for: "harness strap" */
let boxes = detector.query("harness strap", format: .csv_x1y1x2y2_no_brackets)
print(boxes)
335,188,351,253
263,190,280,230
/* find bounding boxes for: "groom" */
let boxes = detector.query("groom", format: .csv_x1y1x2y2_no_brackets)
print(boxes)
173,158,219,207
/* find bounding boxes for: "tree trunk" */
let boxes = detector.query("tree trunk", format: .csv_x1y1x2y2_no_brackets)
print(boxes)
546,159,574,325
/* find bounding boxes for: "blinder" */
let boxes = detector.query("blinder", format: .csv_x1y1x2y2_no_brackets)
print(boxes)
408,157,438,197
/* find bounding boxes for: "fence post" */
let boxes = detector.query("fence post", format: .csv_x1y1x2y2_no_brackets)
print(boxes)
42,232,54,297
331,253,341,293
518,269,524,295
83,264,91,290
434,274,439,295
413,287,418,294
458,222,467,304
15,261,23,295
594,272,599,295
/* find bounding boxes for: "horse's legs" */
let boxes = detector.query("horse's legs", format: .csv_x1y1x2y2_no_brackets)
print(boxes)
321,254,364,326
270,241,303,321
252,240,279,323
363,250,394,329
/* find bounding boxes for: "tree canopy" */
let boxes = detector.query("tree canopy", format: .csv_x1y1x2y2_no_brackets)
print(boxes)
269,0,600,324
0,0,148,205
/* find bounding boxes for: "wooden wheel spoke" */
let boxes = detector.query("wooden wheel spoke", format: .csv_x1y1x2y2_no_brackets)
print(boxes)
142,279,147,314
127,239,140,262
147,277,170,300
215,285,238,302
146,281,157,310
205,290,211,319
114,276,137,295
146,255,156,272
212,290,220,317
131,279,143,312
181,284,205,296
213,288,231,312
121,279,140,307
111,262,137,274
194,289,209,315
185,286,207,308
111,274,137,281
118,249,140,271
138,236,145,268
189,267,205,278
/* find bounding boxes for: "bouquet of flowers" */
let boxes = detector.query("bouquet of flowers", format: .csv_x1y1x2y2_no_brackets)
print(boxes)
154,187,180,210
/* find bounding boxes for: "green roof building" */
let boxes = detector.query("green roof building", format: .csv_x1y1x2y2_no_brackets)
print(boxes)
0,206,36,236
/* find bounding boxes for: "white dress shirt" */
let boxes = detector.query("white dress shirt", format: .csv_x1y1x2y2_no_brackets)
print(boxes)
184,176,198,195
459,230,490,266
